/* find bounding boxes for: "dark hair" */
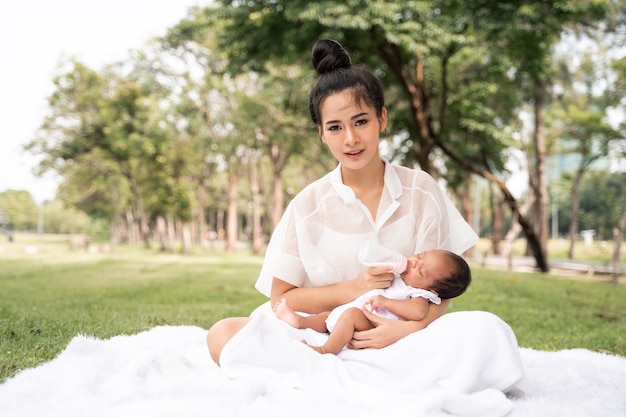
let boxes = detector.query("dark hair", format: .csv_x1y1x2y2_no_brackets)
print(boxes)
309,39,385,126
430,251,472,300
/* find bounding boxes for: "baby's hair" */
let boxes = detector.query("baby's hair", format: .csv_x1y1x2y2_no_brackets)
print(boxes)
309,39,385,126
429,251,471,299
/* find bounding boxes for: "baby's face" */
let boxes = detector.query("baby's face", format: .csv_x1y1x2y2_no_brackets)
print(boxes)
400,250,453,291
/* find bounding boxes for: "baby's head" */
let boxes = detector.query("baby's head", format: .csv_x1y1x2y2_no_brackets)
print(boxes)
403,250,471,299
429,250,471,299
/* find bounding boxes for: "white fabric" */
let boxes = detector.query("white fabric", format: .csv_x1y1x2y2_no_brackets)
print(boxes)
255,160,478,296
326,277,440,331
2,323,625,417
222,309,525,417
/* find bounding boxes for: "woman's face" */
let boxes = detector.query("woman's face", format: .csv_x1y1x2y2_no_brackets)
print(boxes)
401,251,452,292
318,89,387,170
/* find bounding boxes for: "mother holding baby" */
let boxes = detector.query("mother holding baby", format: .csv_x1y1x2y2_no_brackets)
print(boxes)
207,38,525,415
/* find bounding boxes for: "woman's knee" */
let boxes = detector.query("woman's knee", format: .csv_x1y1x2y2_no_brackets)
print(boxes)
206,317,250,365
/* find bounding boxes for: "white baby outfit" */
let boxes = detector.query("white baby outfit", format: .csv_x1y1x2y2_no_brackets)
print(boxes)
325,277,441,331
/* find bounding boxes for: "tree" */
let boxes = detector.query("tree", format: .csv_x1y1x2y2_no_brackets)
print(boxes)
27,59,167,247
609,51,626,280
576,171,626,241
0,190,38,232
192,0,609,270
561,105,620,259
164,8,333,247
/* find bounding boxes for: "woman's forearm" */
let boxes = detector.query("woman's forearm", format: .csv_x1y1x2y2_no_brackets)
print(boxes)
412,299,449,330
270,265,399,315
271,277,363,314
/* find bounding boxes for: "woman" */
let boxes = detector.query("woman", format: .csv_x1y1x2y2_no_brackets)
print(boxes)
206,38,479,364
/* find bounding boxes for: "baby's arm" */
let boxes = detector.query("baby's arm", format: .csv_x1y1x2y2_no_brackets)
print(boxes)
366,295,430,321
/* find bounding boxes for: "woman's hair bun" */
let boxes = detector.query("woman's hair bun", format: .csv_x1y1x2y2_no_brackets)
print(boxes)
311,39,352,75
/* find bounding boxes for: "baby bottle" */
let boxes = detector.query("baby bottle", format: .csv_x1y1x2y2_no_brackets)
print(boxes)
358,240,407,276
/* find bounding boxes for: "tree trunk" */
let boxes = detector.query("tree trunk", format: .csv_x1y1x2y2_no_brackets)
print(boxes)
196,182,208,246
110,185,125,245
181,222,192,254
125,208,139,244
217,208,225,240
271,170,284,233
567,167,585,259
457,176,475,257
491,185,505,255
265,140,288,233
532,83,549,268
247,149,264,254
612,204,626,283
502,195,534,257
226,169,240,252
126,174,151,249
156,216,168,252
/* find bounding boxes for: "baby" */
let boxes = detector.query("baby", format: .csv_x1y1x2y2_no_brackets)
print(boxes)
274,247,471,355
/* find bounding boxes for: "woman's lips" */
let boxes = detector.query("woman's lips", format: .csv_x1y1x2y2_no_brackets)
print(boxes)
345,149,364,159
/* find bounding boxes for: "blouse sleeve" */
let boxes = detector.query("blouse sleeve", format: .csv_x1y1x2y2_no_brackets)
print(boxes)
411,171,478,255
254,203,306,297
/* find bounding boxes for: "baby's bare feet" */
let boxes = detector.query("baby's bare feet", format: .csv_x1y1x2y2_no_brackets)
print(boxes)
274,298,303,328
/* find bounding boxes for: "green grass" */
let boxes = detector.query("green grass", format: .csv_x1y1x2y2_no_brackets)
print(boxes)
1,233,625,382
448,268,625,355
0,234,267,381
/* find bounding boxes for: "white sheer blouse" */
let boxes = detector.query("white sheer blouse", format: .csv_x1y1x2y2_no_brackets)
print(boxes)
255,159,478,297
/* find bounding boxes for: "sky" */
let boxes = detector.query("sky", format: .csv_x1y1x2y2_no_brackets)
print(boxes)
0,0,208,204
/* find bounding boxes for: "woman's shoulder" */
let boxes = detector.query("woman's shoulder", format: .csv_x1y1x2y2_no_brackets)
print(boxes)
389,163,437,187
288,171,335,208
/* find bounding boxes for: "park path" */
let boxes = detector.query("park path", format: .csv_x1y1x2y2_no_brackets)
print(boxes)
472,253,625,280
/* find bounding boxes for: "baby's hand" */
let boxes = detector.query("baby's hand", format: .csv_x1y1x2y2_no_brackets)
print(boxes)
365,295,388,312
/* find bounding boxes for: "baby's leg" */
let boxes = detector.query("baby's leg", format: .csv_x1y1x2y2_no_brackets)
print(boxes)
312,307,374,355
274,298,329,332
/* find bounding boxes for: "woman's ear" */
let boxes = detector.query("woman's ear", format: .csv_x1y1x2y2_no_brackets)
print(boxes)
318,125,326,144
379,107,388,133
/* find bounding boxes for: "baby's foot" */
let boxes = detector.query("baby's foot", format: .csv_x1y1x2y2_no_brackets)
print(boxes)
274,298,303,328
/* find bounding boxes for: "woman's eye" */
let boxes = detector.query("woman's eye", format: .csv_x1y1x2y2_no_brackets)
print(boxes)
355,119,367,126
327,125,340,132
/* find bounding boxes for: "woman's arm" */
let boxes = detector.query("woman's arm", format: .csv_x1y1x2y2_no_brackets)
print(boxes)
270,264,396,314
348,298,450,349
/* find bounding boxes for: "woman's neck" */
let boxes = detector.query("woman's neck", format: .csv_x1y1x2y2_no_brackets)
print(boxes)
341,158,385,189
341,158,385,219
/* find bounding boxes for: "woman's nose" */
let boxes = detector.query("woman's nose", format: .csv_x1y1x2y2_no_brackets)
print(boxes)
344,127,359,145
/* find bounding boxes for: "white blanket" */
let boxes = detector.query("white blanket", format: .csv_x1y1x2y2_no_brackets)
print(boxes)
1,313,624,417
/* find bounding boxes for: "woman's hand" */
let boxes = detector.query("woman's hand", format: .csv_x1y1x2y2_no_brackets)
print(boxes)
355,265,395,294
349,299,450,349
348,305,421,349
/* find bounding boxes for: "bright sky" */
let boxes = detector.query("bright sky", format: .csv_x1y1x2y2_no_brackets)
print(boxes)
0,0,208,204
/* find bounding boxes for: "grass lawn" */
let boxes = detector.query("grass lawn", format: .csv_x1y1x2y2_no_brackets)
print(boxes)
1,233,625,381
